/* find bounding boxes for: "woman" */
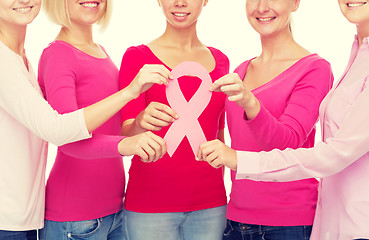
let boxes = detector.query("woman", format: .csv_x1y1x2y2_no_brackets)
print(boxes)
197,0,333,239
119,0,228,239
0,0,165,239
198,0,369,239
38,0,168,239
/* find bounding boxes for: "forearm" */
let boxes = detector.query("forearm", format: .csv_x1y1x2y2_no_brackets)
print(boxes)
84,88,136,132
121,119,147,136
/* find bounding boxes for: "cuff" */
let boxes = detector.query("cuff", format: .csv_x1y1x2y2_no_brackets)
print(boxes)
235,151,260,180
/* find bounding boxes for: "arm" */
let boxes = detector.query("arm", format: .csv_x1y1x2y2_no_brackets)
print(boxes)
119,47,177,137
212,60,333,151
218,80,369,182
0,58,90,146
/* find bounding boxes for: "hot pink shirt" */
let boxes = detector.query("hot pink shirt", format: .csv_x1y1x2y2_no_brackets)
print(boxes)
119,45,228,213
236,36,369,239
38,41,125,221
226,54,333,226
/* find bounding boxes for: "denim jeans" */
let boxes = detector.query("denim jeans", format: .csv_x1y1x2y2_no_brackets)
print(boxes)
223,220,312,240
39,209,126,240
0,230,37,240
125,205,227,240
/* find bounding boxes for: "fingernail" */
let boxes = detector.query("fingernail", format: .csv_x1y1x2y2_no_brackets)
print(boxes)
169,75,174,79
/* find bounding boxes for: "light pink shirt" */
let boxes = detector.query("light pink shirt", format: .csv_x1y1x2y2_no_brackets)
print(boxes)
236,36,369,239
0,41,90,231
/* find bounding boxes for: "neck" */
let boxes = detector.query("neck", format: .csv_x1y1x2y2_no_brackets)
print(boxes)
356,24,369,47
259,27,298,62
0,21,27,56
57,23,94,46
159,21,202,50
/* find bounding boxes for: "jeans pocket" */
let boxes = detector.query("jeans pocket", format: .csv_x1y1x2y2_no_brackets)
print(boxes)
223,220,234,239
68,218,101,239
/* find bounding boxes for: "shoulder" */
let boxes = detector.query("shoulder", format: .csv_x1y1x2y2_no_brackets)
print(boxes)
40,41,77,65
208,46,230,71
122,45,152,59
300,54,332,72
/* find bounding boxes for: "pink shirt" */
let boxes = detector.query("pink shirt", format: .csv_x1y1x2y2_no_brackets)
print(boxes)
236,36,369,239
226,55,333,226
38,41,124,221
119,45,228,213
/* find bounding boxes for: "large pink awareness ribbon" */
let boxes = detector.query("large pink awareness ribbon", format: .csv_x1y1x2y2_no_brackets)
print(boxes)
164,61,212,157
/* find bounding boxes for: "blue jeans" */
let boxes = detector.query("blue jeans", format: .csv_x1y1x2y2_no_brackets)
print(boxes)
223,220,312,240
39,209,126,240
0,230,37,240
126,205,227,240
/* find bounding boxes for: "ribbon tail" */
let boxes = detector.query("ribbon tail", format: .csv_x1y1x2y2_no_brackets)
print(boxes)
164,121,186,157
186,121,208,157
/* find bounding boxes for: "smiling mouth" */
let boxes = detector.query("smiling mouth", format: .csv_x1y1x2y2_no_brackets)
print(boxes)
172,12,190,17
347,2,367,7
13,6,33,13
256,17,276,22
80,2,99,8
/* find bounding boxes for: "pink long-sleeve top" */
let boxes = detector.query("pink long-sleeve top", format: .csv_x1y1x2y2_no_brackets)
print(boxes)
226,54,333,226
236,36,369,239
38,41,125,221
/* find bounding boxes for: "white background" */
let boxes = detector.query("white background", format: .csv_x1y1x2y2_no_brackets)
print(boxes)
25,0,356,196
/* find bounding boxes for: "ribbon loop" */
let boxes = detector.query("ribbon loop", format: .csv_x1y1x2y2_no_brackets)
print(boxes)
164,61,212,157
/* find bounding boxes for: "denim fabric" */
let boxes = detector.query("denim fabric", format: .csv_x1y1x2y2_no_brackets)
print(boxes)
0,230,37,240
126,205,227,240
39,209,126,240
223,220,312,240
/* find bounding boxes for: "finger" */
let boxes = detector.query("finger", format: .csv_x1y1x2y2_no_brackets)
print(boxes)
135,148,149,162
148,73,169,86
228,94,244,102
150,65,173,80
210,158,224,169
149,133,167,158
220,84,243,94
210,74,240,91
141,143,156,163
147,138,162,162
153,103,178,120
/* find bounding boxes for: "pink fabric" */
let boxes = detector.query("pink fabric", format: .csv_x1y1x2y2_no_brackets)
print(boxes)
119,45,228,213
226,54,333,226
38,41,125,221
236,36,369,239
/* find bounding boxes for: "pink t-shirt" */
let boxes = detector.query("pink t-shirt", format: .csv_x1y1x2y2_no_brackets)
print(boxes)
119,45,228,213
226,54,333,226
38,41,125,221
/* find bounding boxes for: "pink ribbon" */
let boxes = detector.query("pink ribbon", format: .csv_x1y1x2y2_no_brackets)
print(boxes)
164,61,212,157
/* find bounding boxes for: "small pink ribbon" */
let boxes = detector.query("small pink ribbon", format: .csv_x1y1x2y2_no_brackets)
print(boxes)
164,61,212,157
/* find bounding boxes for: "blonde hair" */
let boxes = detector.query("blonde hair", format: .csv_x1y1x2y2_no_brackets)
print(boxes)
43,0,112,29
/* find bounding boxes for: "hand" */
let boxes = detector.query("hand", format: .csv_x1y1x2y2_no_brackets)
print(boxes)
196,139,237,171
135,102,178,132
126,64,173,99
210,73,260,119
118,131,166,163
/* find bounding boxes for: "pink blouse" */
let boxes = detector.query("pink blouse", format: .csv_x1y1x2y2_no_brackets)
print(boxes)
236,36,369,239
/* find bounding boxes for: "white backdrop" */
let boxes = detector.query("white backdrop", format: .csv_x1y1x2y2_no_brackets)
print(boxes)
26,0,356,196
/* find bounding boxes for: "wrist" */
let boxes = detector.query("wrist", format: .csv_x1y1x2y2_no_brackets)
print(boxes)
242,96,260,120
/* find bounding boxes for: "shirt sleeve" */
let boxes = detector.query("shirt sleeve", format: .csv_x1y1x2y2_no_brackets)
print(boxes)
236,80,369,181
39,44,123,159
119,46,147,123
0,55,90,147
244,59,334,151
